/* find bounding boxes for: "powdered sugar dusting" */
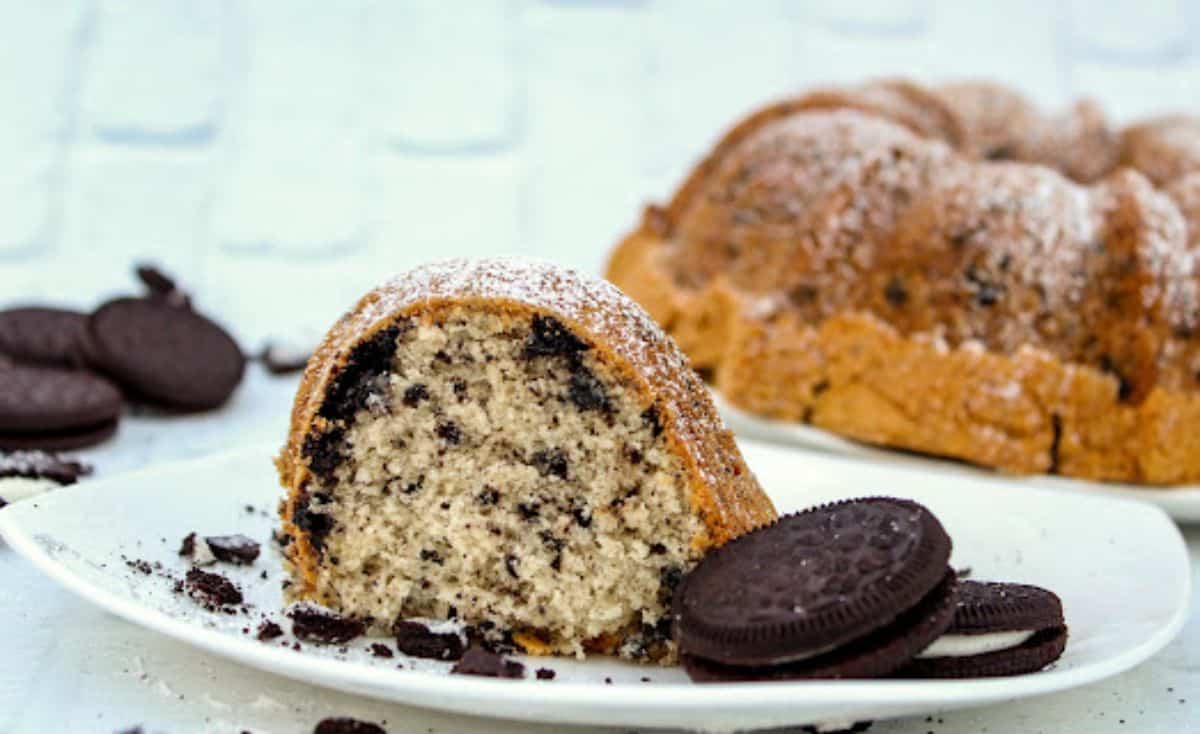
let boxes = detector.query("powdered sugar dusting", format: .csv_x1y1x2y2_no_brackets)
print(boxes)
1122,116,1200,186
672,109,955,295
650,83,1200,389
355,257,692,400
1167,173,1200,248
361,258,738,490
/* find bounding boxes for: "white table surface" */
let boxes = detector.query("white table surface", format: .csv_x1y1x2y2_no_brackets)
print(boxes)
0,364,1195,734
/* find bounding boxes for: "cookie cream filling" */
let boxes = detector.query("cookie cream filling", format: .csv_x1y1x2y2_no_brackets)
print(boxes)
916,629,1036,658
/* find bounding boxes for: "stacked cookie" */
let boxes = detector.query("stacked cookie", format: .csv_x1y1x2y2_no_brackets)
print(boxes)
0,266,245,451
0,363,123,451
673,498,1066,681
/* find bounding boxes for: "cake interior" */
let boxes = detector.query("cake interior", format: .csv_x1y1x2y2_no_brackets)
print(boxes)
293,307,705,660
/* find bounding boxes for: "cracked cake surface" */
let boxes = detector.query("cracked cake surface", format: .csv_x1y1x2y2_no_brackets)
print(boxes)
276,258,775,660
607,78,1200,485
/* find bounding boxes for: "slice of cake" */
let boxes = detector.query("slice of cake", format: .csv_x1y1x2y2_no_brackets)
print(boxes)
276,258,775,661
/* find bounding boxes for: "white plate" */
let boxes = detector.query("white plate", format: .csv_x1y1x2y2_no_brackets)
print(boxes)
717,395,1200,524
0,441,1189,732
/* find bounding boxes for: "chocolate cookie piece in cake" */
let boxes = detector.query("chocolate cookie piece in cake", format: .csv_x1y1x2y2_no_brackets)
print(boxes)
275,258,776,662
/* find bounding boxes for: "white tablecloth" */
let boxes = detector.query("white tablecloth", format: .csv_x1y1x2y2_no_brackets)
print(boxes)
0,365,1195,733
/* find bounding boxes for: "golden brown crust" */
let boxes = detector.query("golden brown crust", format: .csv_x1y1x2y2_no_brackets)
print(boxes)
278,258,776,598
606,79,1200,486
935,81,1041,161
716,309,1200,484
935,82,1118,182
1121,116,1200,187
663,79,965,229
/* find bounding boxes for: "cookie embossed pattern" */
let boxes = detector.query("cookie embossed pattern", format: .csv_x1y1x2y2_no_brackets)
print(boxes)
676,498,963,681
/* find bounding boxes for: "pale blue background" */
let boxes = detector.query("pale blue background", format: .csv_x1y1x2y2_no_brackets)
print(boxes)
1,0,1198,348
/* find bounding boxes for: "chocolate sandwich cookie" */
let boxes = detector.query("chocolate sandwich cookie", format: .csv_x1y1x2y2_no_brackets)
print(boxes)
898,580,1066,678
683,569,957,681
0,307,88,367
0,366,122,432
85,298,245,411
0,420,118,452
0,366,122,451
674,497,954,673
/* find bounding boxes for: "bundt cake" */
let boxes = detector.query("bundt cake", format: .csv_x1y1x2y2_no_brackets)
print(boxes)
276,258,775,661
608,79,1200,485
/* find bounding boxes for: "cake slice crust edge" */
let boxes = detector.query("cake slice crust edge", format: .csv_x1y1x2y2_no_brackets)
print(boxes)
276,259,776,660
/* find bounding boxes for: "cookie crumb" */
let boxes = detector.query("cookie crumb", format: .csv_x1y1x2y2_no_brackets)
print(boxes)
289,605,365,644
184,568,243,608
450,647,524,678
178,532,196,556
312,717,386,734
393,620,465,661
204,534,261,565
